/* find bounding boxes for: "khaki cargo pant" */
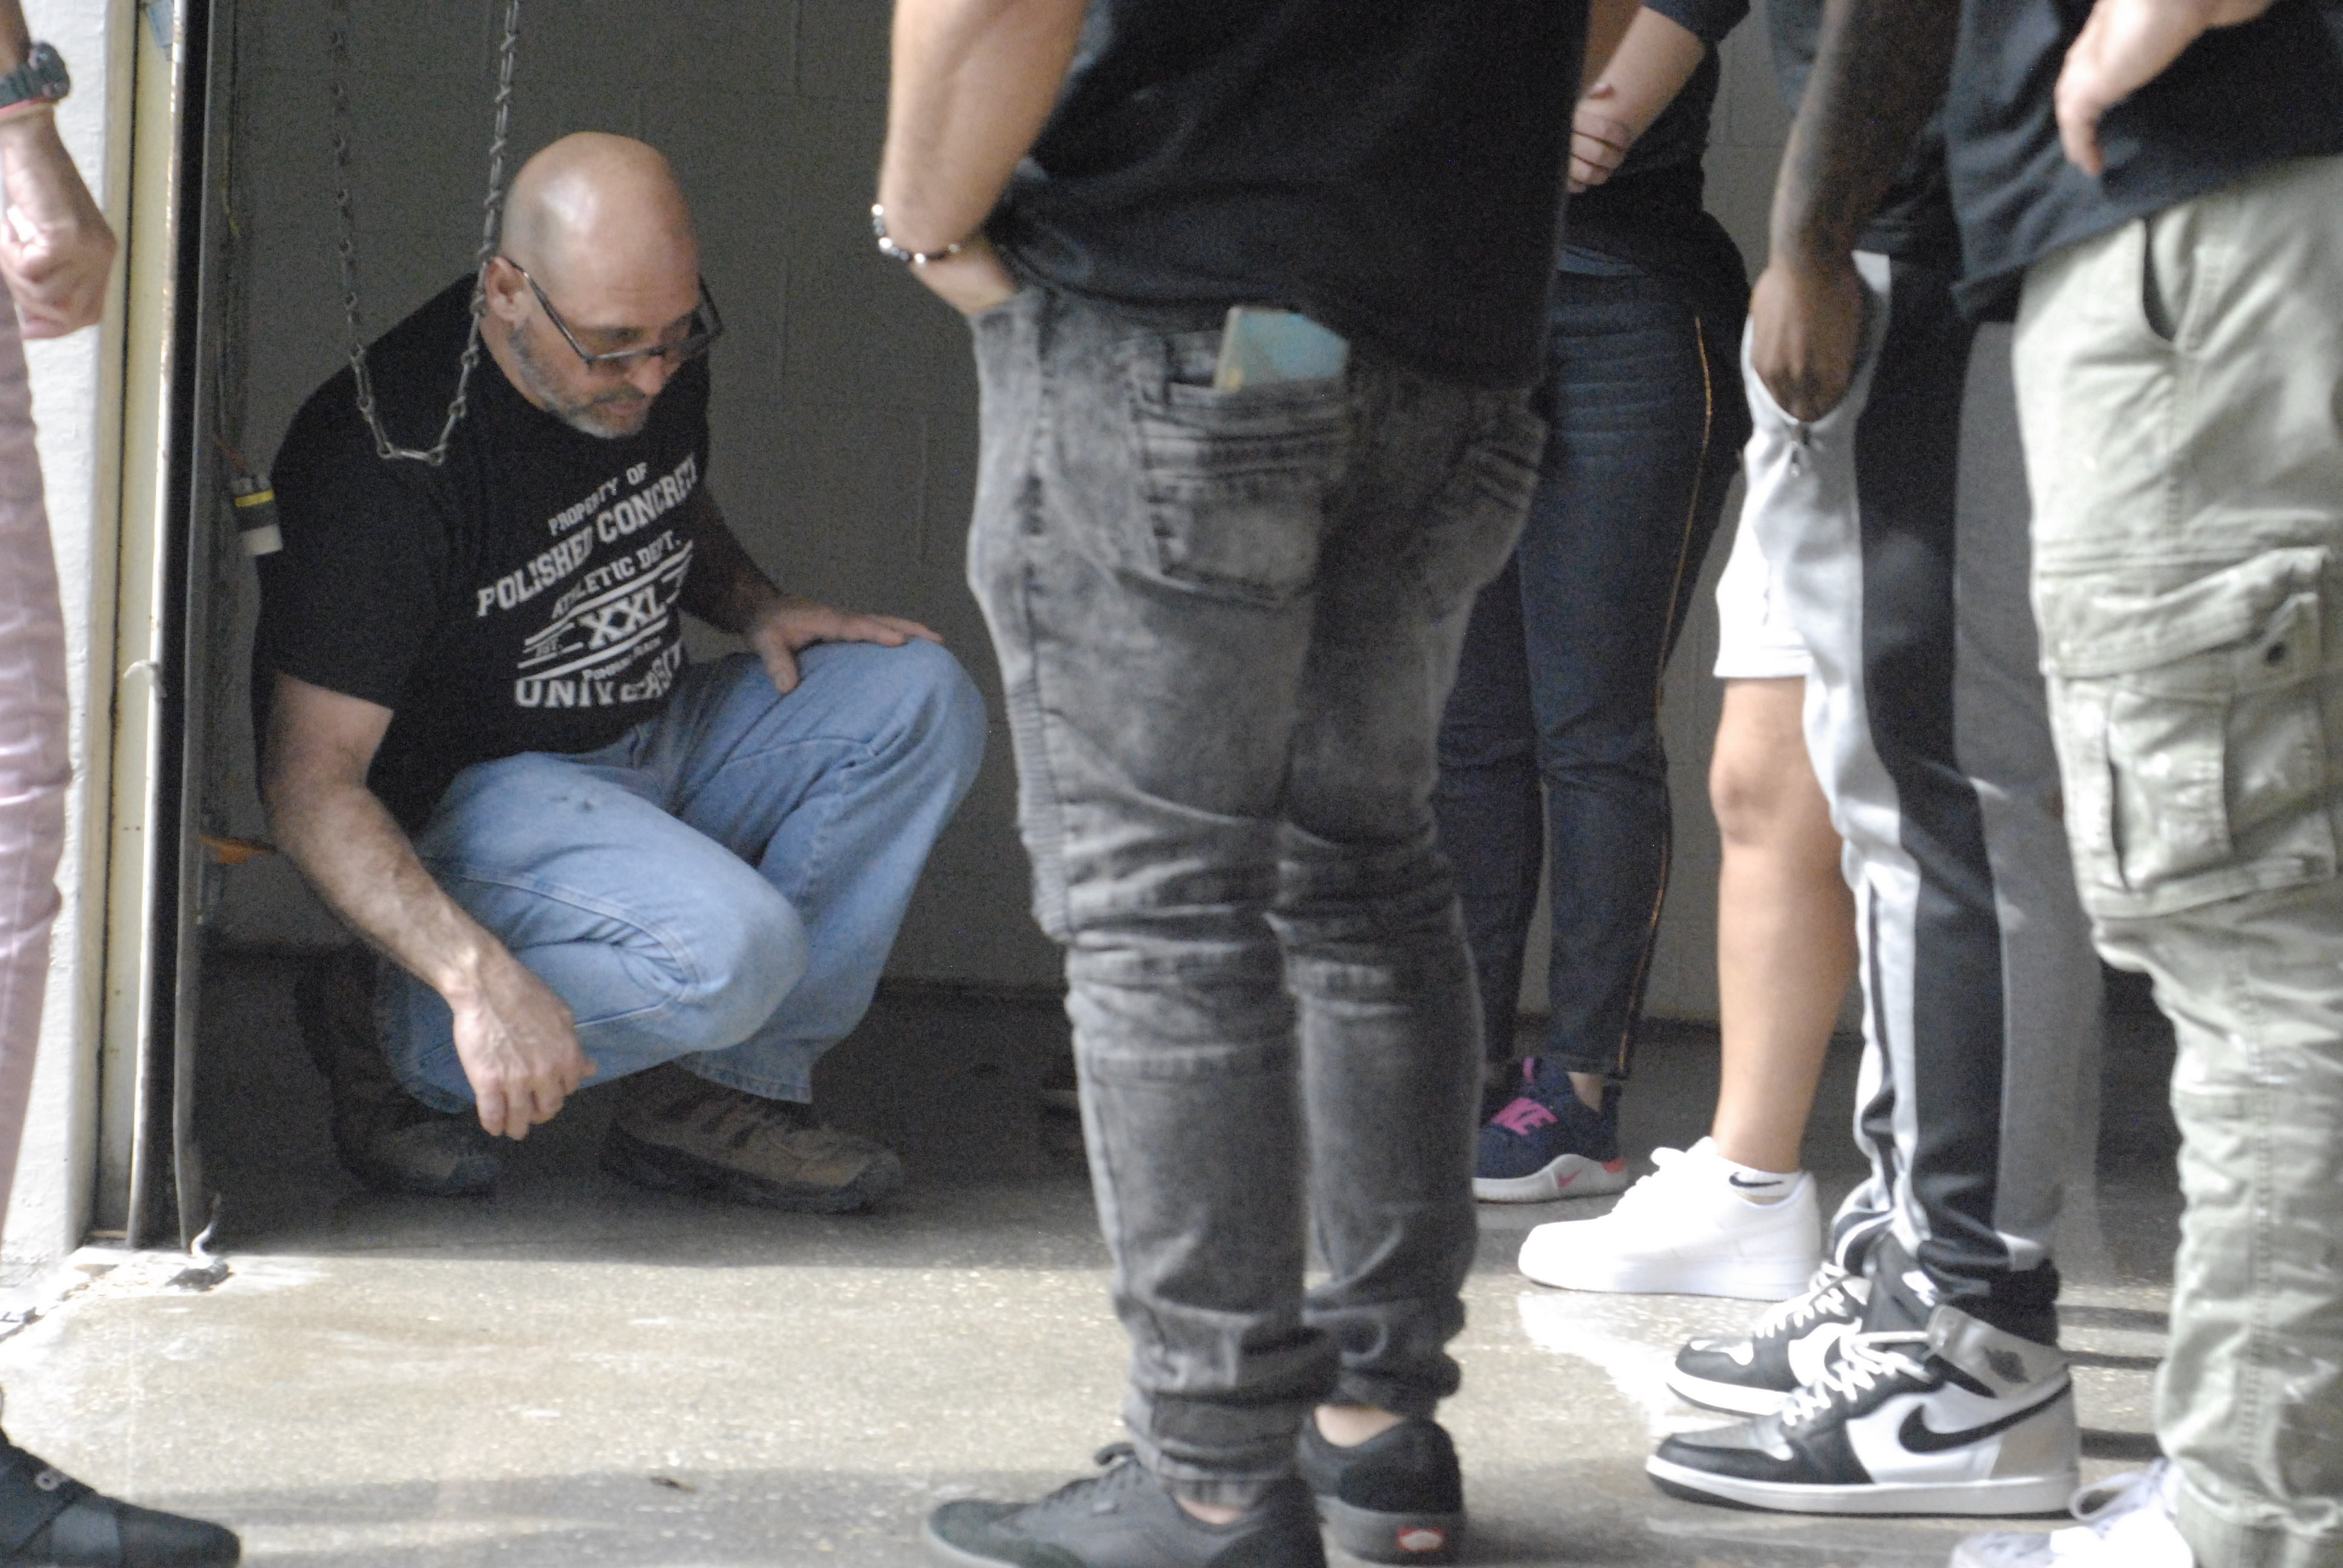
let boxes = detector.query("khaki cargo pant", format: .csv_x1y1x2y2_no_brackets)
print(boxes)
2016,154,2343,1568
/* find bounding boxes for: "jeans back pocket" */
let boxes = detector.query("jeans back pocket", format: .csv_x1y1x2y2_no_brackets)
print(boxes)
1407,394,1545,615
2040,547,2336,918
1118,330,1352,605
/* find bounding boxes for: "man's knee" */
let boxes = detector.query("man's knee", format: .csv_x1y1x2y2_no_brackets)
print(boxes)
667,880,808,1049
885,638,987,786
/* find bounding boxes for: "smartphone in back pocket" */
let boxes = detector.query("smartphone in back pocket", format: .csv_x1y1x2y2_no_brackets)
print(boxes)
1212,307,1350,391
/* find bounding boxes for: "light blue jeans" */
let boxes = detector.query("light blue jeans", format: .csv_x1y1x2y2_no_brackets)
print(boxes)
380,642,985,1110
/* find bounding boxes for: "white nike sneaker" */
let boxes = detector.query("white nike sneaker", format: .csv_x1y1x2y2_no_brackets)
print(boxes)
1646,1304,2079,1517
1516,1139,1821,1301
1949,1463,2193,1566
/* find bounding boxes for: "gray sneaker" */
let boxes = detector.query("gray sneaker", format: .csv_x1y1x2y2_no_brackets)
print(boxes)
925,1446,1326,1568
295,951,502,1198
600,1063,903,1212
0,1426,241,1565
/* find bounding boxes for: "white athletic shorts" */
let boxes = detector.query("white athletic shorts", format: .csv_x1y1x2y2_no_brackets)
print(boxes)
1711,496,1812,681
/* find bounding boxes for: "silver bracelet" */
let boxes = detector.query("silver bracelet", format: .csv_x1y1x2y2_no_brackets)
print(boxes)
871,204,971,267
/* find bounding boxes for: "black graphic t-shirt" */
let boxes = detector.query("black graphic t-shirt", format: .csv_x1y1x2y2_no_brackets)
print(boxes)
258,278,714,829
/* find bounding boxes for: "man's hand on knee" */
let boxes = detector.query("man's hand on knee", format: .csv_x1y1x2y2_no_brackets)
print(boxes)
747,595,943,694
446,952,595,1138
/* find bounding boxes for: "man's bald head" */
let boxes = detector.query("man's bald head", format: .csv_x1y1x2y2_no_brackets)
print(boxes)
502,132,698,296
482,134,706,439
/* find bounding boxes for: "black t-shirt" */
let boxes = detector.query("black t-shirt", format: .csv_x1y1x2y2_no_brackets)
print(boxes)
1598,0,1748,192
989,0,1584,389
257,278,715,829
1947,0,2343,315
1766,0,1962,269
1562,0,1751,330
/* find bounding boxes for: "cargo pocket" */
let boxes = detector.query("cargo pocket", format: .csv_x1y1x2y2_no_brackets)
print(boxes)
1116,329,1352,605
2040,547,2337,919
1408,394,1546,615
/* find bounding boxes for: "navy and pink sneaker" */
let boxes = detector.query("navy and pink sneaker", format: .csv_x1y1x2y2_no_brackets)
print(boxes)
1473,1059,1630,1203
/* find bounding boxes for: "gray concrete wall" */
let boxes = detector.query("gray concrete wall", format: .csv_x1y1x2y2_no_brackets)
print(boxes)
203,1,1803,1021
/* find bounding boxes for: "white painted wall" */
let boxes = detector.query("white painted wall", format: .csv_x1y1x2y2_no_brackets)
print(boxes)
201,3,1808,1025
3,0,134,1281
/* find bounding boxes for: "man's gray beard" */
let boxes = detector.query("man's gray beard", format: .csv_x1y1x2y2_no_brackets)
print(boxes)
508,322,654,439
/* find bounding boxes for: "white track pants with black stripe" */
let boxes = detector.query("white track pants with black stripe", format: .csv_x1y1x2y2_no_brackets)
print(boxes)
1736,252,2102,1323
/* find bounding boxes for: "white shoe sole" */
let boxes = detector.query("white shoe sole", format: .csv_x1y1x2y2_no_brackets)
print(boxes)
1645,1455,2078,1517
1473,1154,1631,1203
1663,1368,1794,1417
1518,1244,1818,1301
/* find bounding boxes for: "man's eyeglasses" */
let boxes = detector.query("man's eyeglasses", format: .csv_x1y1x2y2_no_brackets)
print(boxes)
502,258,724,370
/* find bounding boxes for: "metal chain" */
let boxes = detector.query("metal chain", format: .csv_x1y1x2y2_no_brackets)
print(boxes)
328,0,523,465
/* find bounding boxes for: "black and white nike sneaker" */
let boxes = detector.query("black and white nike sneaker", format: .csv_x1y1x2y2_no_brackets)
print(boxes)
1666,1263,1870,1416
1645,1304,2078,1516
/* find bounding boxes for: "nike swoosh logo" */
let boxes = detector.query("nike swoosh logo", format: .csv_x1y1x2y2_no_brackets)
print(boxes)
1728,1173,1783,1189
1898,1385,2069,1454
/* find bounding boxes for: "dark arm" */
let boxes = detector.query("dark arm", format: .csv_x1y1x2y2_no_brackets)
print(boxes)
1772,0,1960,266
1748,0,1959,419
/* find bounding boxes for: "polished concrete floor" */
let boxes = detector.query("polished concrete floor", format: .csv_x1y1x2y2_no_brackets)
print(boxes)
0,953,2183,1566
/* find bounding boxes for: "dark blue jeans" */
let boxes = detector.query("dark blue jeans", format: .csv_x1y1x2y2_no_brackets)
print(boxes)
1434,261,1749,1077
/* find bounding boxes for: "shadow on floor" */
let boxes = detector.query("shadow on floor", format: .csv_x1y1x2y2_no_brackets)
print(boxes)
194,950,2182,1288
0,949,2184,1567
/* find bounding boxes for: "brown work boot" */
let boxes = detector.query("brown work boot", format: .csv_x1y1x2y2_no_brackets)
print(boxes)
600,1063,904,1212
294,949,503,1197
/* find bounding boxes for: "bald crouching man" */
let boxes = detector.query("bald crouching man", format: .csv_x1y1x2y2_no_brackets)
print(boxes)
258,133,985,1207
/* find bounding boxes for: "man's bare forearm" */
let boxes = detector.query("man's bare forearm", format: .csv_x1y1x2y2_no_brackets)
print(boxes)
267,773,508,1006
1771,0,1960,265
876,0,1086,253
677,489,782,635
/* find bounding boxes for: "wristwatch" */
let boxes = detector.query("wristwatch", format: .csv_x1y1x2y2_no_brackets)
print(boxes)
0,43,70,122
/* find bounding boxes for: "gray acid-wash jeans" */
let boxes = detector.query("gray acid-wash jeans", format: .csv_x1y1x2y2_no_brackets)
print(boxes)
2017,154,2343,1568
965,287,1544,1503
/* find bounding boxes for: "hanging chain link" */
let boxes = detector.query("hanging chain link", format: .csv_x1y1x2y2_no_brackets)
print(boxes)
329,0,523,466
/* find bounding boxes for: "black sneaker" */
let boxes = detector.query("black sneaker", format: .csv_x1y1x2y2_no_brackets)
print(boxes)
1296,1418,1463,1563
1666,1264,1870,1416
924,1446,1326,1568
1472,1060,1628,1203
0,1429,240,1566
295,950,502,1198
1645,1304,2079,1517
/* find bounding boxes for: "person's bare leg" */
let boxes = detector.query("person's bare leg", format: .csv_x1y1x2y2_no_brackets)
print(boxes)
1314,1405,1403,1446
1708,677,1853,1177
